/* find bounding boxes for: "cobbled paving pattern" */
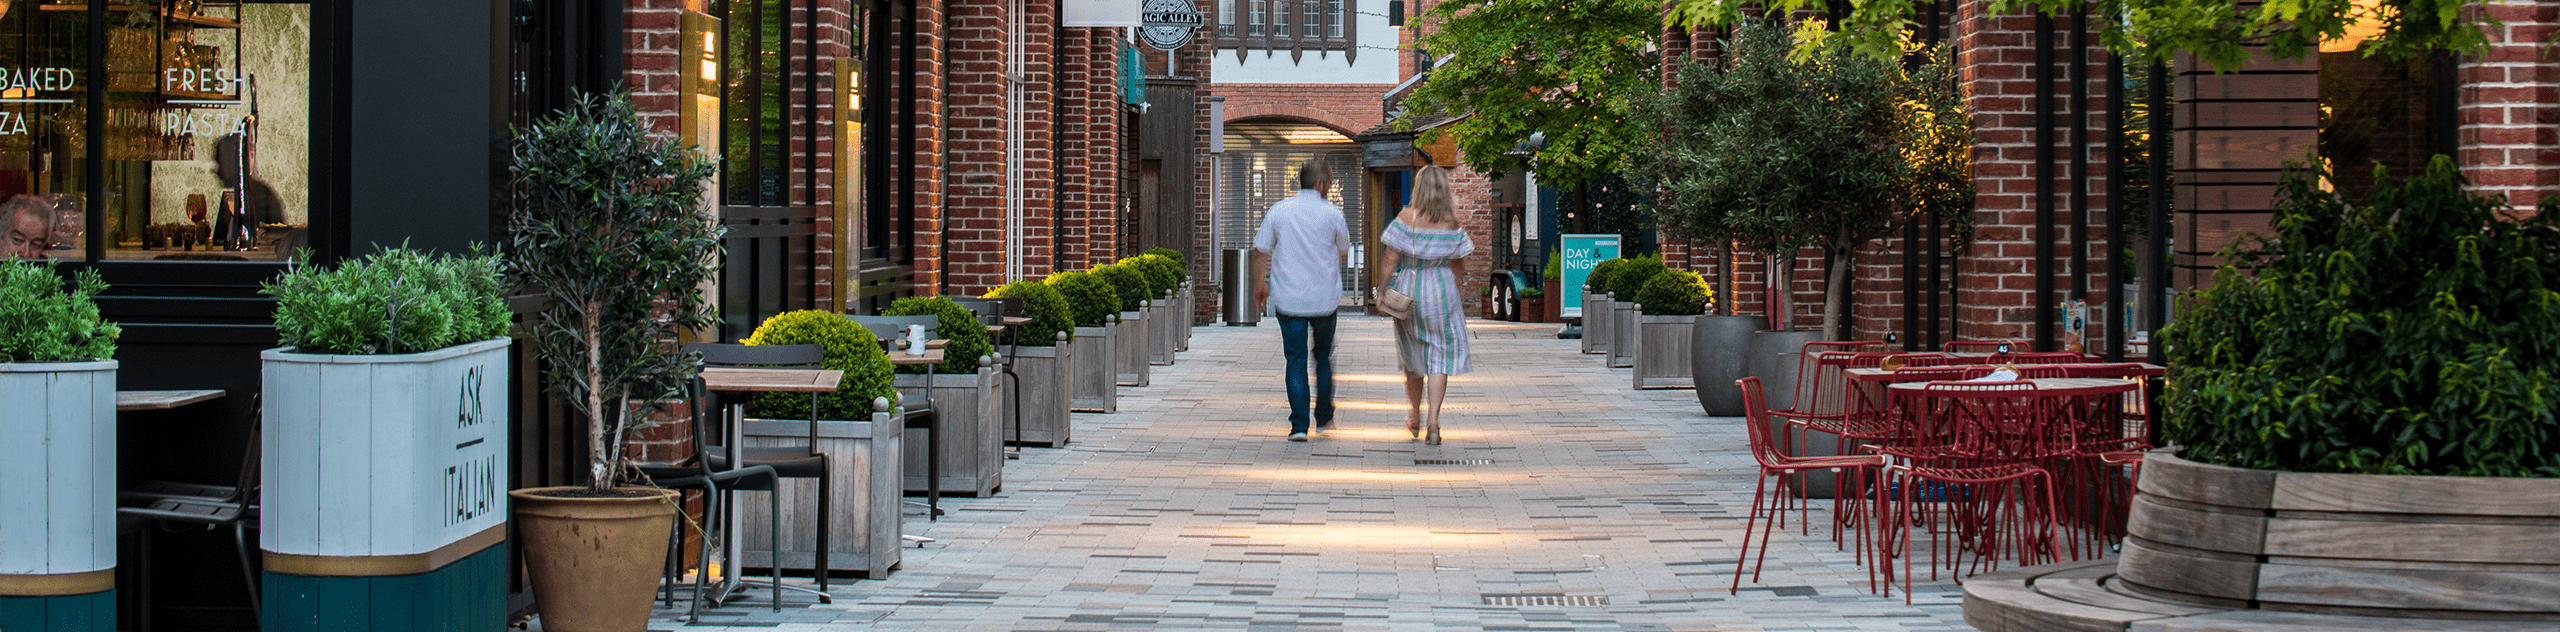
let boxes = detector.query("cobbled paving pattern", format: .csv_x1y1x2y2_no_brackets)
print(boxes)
625,316,1978,631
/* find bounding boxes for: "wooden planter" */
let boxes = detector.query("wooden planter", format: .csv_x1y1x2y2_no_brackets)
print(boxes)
1631,314,1697,389
262,339,512,627
0,359,117,627
738,408,904,577
898,367,1004,497
1069,324,1116,413
1582,294,1612,355
1542,279,1562,323
1115,308,1150,387
2119,451,2560,618
1148,295,1176,366
1009,337,1072,446
1519,296,1547,323
1607,298,1637,368
1176,284,1193,352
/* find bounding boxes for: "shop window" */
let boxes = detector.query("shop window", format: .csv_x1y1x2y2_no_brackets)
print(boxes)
1215,0,1356,63
5,1,312,263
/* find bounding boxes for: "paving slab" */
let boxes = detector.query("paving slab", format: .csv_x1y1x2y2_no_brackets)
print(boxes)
619,315,1980,631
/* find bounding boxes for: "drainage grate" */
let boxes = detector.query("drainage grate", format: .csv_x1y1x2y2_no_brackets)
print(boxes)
1415,459,1494,465
1481,594,1609,607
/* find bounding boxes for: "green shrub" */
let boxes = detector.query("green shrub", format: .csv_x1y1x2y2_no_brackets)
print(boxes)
1121,255,1178,298
264,246,510,355
1092,264,1152,310
0,261,120,362
742,310,896,420
2163,157,2560,478
1142,247,1190,282
1584,257,1626,295
986,279,1073,346
1046,270,1120,327
1607,255,1666,302
1544,250,1562,281
883,296,992,375
1636,269,1713,316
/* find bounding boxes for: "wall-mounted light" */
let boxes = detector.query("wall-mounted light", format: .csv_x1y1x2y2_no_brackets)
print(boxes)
1387,0,1403,27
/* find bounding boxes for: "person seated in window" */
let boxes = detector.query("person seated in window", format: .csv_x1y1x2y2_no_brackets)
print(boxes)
212,132,286,250
4,194,50,260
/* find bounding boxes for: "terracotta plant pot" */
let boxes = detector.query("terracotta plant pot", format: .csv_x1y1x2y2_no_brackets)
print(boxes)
511,487,679,632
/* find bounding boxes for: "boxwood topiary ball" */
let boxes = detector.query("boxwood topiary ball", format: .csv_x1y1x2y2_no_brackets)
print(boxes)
883,296,992,375
1142,247,1189,281
985,279,1073,346
742,309,896,420
1124,255,1179,297
1636,269,1713,316
1608,256,1666,302
1584,257,1626,296
1092,264,1152,311
1045,270,1120,327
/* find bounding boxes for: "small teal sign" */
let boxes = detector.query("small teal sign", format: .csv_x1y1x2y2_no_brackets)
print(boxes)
1558,234,1619,319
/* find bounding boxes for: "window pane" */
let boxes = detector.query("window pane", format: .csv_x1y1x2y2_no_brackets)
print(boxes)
1328,1,1344,38
1,8,85,261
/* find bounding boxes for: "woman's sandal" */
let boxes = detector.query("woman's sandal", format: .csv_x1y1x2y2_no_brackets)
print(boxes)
1424,425,1442,446
1406,413,1422,439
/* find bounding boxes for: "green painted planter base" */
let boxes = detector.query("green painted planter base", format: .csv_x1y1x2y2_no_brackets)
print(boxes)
0,589,113,632
262,542,508,632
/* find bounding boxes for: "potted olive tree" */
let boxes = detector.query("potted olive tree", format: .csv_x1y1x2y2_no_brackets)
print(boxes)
255,246,512,626
985,279,1075,445
883,296,1002,496
504,91,721,631
1632,269,1711,389
732,309,904,577
1642,20,1971,413
2085,160,2560,621
1047,270,1120,413
0,261,121,626
1094,264,1152,387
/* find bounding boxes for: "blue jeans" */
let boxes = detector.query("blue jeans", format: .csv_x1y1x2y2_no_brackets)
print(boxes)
1276,313,1336,433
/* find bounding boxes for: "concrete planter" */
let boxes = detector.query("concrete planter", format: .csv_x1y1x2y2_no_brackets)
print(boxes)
1632,314,1698,389
897,368,1004,497
1582,294,1611,355
262,339,512,628
738,408,904,577
0,359,117,627
1689,315,1762,416
1069,324,1116,413
1115,308,1150,386
1148,295,1176,366
1607,298,1637,368
1009,338,1073,446
1177,284,1194,351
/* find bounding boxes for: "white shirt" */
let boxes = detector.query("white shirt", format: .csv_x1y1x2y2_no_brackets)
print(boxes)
1252,189,1350,317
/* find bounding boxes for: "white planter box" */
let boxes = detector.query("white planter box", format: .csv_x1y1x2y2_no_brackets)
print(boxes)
1069,324,1116,413
0,360,117,597
738,409,903,577
1009,341,1072,446
1147,295,1177,366
897,368,1003,497
1115,308,1150,386
1608,299,1638,368
260,338,512,571
1176,284,1194,351
1633,314,1698,389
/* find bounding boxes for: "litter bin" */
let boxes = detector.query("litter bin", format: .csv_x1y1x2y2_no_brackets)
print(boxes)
1221,248,1259,326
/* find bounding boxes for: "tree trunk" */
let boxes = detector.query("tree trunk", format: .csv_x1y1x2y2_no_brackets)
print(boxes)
1714,240,1734,317
1568,186,1590,234
1821,242,1852,342
1768,251,1795,331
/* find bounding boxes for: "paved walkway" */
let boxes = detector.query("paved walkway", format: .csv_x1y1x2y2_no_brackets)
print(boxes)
649,315,1977,631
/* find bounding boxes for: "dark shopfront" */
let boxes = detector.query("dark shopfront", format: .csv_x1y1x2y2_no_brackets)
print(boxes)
19,0,920,628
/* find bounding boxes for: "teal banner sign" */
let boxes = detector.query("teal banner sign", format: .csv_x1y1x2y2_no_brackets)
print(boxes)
1558,234,1619,319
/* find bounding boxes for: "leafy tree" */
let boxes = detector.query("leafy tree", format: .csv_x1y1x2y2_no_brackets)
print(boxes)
1668,0,2514,71
1637,20,1973,339
1394,0,1659,194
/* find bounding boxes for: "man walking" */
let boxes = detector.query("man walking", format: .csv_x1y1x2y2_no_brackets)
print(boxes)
1253,160,1351,441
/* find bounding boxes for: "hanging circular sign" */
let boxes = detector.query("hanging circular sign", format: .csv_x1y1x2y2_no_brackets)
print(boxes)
1140,0,1203,51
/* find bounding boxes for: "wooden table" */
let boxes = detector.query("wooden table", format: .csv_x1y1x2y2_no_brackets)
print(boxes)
1000,316,1032,327
696,367,841,605
116,390,225,411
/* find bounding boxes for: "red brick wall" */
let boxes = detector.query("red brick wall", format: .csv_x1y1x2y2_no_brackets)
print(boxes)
1947,6,2116,349
1217,84,1380,134
2460,1,2560,210
943,0,1012,296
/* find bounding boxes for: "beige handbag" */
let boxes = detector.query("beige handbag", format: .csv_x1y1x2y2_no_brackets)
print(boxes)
1374,286,1415,320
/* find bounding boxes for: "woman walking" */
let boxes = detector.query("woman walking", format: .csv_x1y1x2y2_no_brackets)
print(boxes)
1377,166,1475,445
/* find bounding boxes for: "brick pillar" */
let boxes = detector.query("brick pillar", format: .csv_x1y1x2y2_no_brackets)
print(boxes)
943,0,1011,296
1019,0,1058,278
2461,1,2560,210
626,0,682,134
2173,50,2314,292
911,0,951,294
1951,5,2120,347
1055,27,1090,270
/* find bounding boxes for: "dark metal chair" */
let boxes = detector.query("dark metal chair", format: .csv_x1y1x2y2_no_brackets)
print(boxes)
843,314,947,520
119,396,264,626
682,342,842,601
952,297,1027,455
629,373,787,622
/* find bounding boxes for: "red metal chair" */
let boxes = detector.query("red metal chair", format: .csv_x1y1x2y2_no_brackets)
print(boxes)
1734,377,1888,595
1768,341,1885,455
1871,381,2065,603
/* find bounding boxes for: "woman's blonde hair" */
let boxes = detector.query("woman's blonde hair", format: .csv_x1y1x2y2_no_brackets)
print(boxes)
1410,166,1455,225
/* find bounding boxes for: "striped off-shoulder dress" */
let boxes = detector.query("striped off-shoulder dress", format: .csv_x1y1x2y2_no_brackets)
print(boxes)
1384,218,1474,375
